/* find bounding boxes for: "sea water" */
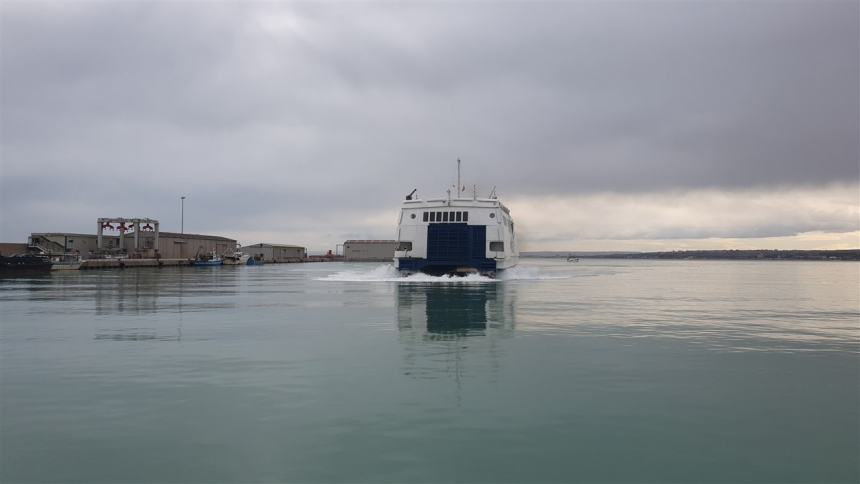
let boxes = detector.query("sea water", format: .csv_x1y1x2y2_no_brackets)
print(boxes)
0,259,857,482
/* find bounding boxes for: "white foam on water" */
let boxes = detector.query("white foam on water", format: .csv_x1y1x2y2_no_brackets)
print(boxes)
496,265,569,281
316,264,494,283
316,264,568,283
316,264,405,282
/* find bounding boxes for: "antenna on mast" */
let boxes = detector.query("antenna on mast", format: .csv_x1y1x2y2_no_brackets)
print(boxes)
457,158,461,198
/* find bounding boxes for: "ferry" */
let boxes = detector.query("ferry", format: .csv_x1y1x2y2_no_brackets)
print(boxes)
394,162,518,277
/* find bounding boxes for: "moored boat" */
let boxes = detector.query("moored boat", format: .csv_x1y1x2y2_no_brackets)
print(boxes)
222,247,250,266
51,253,83,271
193,250,223,266
0,254,53,273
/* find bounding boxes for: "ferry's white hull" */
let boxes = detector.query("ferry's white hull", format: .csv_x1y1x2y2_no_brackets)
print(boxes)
393,197,518,277
495,254,519,271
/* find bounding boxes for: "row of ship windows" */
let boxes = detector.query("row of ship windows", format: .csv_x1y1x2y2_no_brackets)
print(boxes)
416,211,469,223
397,241,504,252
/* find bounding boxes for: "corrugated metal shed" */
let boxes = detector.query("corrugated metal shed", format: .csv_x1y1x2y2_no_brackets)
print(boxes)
343,240,397,261
240,243,307,263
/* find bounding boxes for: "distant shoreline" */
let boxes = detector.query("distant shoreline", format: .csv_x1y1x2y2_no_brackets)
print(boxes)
522,249,860,261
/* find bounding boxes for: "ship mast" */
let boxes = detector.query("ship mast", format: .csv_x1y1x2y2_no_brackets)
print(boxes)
457,158,461,199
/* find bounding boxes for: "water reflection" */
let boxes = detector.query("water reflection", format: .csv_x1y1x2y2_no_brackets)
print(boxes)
396,283,517,385
9,267,241,315
396,283,516,339
94,270,162,316
0,272,53,282
93,327,181,342
92,267,238,316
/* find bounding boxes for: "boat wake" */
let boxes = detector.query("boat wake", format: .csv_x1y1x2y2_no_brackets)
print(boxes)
316,264,567,283
499,265,569,281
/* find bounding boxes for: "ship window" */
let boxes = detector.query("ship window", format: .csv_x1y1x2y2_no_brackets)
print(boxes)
463,211,468,222
449,211,455,221
410,213,416,219
430,212,435,222
489,213,496,218
490,241,504,251
397,241,412,251
423,212,428,222
436,211,442,221
455,212,462,222
443,212,449,222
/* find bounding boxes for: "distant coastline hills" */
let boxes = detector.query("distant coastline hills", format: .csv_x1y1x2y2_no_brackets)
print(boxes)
522,249,860,261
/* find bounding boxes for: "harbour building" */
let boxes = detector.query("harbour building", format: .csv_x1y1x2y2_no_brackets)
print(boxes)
343,240,398,262
29,231,236,259
239,243,306,263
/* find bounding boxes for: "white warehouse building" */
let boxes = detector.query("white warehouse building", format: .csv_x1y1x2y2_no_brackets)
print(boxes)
343,240,398,262
240,243,306,263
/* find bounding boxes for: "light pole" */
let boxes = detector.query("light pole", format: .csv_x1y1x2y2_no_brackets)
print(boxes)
180,196,186,234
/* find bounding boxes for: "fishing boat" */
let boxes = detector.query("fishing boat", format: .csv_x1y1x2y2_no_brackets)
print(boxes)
193,250,223,266
222,247,250,266
394,160,518,277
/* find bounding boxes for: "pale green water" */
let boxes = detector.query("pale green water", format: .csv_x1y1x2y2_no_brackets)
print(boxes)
1,259,857,483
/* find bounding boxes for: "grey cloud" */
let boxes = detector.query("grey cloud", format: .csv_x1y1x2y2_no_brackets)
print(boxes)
1,1,858,243
508,183,859,250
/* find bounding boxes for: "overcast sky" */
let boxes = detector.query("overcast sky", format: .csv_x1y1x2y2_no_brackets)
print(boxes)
1,1,857,251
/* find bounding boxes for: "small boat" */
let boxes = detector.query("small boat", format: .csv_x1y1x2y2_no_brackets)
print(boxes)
52,253,83,271
246,255,265,266
566,254,579,263
222,247,250,266
394,160,518,277
193,250,223,266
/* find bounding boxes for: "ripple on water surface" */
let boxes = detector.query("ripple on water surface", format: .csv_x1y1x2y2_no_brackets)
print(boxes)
0,259,857,482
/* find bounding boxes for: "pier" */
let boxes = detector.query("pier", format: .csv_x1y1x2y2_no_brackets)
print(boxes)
4,215,384,272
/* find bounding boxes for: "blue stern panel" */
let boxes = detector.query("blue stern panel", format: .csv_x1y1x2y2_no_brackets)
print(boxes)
398,223,496,275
